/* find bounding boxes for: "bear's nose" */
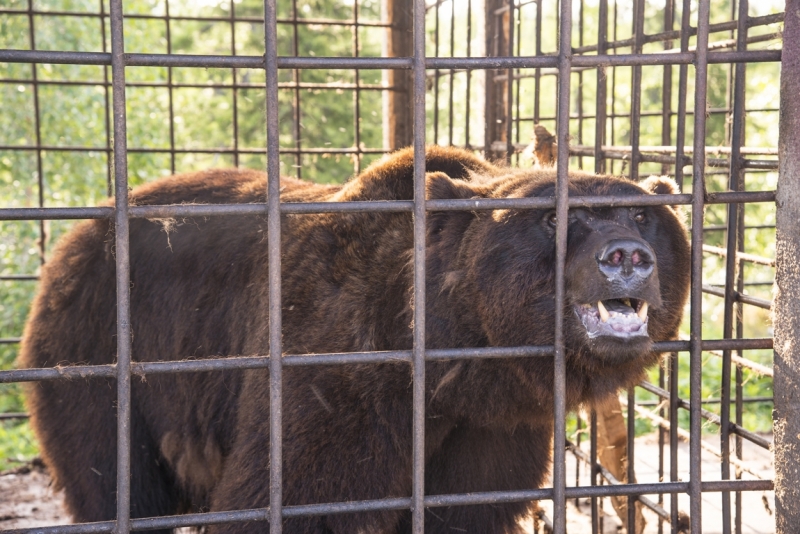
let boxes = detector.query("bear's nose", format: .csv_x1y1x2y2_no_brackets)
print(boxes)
596,239,655,282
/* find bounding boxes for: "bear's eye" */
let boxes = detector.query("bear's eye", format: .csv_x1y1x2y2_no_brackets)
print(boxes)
633,211,647,224
546,212,558,228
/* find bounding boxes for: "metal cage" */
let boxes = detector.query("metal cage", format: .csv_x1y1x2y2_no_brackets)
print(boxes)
0,0,787,533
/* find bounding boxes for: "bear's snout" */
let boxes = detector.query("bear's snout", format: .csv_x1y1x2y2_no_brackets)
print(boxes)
596,238,655,290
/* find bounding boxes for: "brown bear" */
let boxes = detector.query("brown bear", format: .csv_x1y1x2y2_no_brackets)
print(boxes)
18,146,690,533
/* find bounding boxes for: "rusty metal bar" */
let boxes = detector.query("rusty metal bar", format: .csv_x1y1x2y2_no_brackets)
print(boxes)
638,381,772,450
264,0,283,530
552,0,572,530
108,0,132,532
0,337,775,385
689,2,712,532
411,0,427,530
0,49,783,69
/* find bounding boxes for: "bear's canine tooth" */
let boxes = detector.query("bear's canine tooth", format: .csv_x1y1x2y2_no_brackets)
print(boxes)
597,300,610,322
637,301,649,321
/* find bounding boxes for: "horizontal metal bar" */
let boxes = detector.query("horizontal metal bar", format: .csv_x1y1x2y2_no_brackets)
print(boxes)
703,244,775,266
0,339,772,384
567,440,671,521
637,395,773,406
0,207,114,220
701,479,774,492
638,381,772,450
625,400,770,480
0,49,782,69
0,364,117,383
706,190,776,203
0,275,39,281
0,412,28,420
572,12,784,54
0,77,394,91
0,189,777,222
427,57,559,69
129,54,415,70
0,337,21,344
571,144,779,156
1,522,115,534
0,145,387,155
703,348,774,377
507,142,779,170
0,8,392,27
703,284,772,310
0,476,775,534
0,50,110,65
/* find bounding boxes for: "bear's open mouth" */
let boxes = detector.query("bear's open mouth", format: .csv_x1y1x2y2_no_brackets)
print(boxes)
574,298,649,339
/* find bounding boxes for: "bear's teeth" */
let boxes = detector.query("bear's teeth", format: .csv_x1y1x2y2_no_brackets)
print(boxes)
597,300,610,322
637,301,649,321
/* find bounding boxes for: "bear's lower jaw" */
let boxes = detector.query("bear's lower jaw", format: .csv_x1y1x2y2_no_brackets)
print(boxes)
574,300,649,340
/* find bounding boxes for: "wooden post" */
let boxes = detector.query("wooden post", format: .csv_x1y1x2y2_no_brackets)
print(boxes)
483,0,509,160
383,0,413,150
774,2,800,532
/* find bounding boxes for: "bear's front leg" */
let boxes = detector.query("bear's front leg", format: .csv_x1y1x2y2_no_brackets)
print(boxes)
410,422,554,534
206,366,422,534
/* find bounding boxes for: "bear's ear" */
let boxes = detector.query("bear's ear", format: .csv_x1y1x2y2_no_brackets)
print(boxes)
640,175,684,218
640,175,680,196
426,171,483,200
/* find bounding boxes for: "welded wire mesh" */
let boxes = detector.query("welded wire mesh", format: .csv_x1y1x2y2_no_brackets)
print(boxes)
0,1,783,533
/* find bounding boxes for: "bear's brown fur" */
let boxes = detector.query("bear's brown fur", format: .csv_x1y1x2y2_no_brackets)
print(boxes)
19,146,690,533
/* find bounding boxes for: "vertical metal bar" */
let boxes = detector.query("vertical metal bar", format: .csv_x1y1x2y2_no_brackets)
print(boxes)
433,2,440,145
513,1,521,163
627,387,636,532
735,202,745,534
231,0,240,168
660,0,674,178
774,3,800,532
689,2,711,532
658,363,666,534
721,2,749,532
659,3,674,529
724,0,735,153
448,0,455,146
109,1,131,532
99,0,113,196
669,351,679,533
264,0,283,530
411,0,427,530
553,0,572,530
609,1,617,175
594,0,607,175
575,413,582,508
291,0,301,178
25,1,45,264
674,0,691,191
672,0,692,524
532,0,541,124
464,0,472,148
576,0,584,169
166,0,176,174
629,0,644,182
590,409,599,534
353,0,361,174
505,0,514,164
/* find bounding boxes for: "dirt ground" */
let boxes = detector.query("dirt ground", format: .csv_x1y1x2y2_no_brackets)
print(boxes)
0,433,775,533
0,459,65,530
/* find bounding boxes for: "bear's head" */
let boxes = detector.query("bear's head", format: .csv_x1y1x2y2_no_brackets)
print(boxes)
426,168,690,377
